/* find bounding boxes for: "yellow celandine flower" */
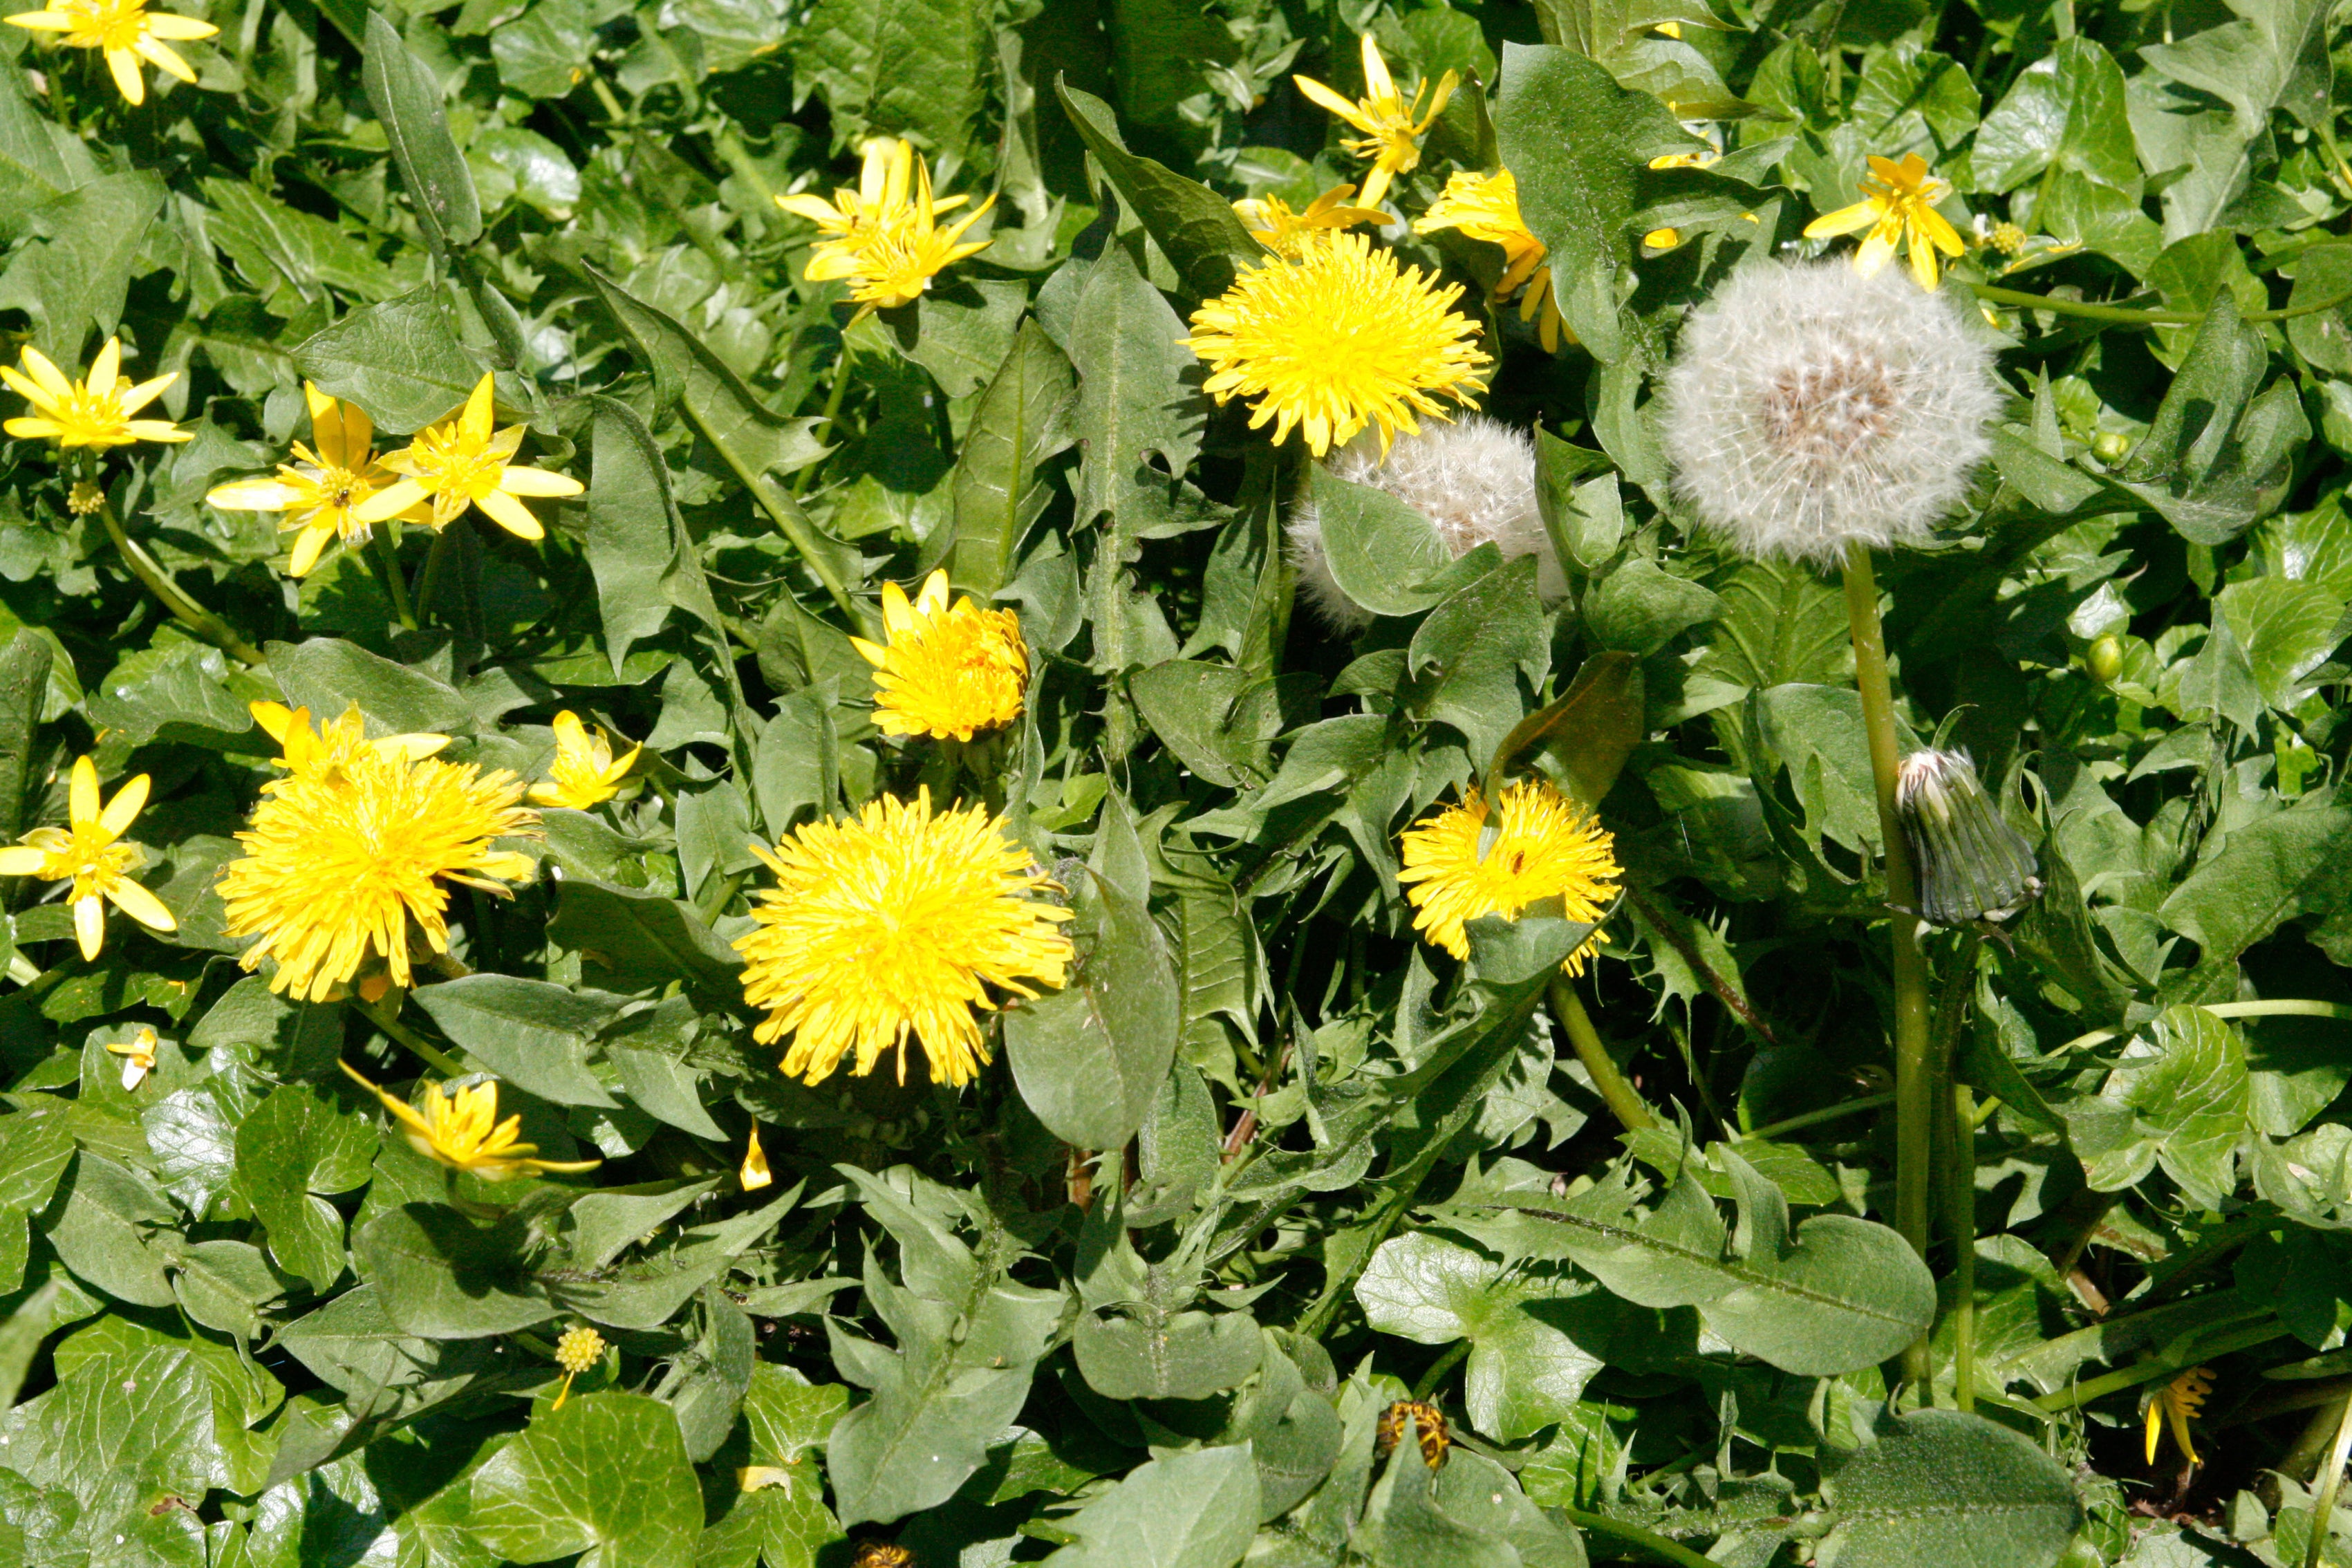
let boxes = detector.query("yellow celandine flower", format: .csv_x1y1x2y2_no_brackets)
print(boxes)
354,373,584,541
341,1062,599,1182
781,138,993,318
1413,169,1568,355
740,1124,772,1191
550,1325,606,1409
2145,1366,2212,1466
248,701,450,793
1398,778,1620,975
776,135,964,251
220,745,536,1002
850,570,1028,743
1,339,187,451
734,787,1075,1089
1293,34,1457,208
1804,153,1967,292
1234,184,1387,259
1185,230,1490,458
3,0,216,107
106,1025,158,1090
0,755,176,961
528,710,643,809
206,383,428,578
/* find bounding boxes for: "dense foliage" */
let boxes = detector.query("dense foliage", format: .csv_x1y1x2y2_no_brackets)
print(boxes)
2,0,2351,1562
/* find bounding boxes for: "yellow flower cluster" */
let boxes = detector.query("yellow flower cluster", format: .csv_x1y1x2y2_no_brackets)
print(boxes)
776,138,995,318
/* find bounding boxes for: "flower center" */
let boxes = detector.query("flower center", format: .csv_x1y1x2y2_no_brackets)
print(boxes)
410,428,505,498
1760,351,1898,465
62,0,148,47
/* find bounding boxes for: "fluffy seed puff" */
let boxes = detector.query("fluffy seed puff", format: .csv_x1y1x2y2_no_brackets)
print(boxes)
1660,259,2003,568
1288,416,1562,631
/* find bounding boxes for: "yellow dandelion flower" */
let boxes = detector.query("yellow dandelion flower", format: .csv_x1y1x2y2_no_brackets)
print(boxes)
0,755,176,961
1293,33,1457,208
1803,153,1967,292
1414,168,1569,355
206,383,429,578
1375,1399,1450,1471
783,138,993,318
734,787,1075,1089
1185,230,1489,458
1398,778,1619,974
3,0,215,106
850,1547,915,1568
354,373,584,541
528,710,643,809
220,747,537,1002
740,1124,772,1191
2145,1366,2212,1466
248,701,451,792
1,338,187,451
106,1025,158,1090
341,1062,599,1182
849,570,1028,742
550,1324,606,1408
1235,183,1387,258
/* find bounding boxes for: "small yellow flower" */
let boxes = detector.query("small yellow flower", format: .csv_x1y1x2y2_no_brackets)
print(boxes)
248,701,451,792
342,1062,600,1182
67,480,104,516
528,711,643,809
1399,778,1619,975
735,787,1074,1089
740,1124,772,1191
1803,153,1967,292
2145,1366,2212,1466
850,570,1028,743
782,138,993,318
1414,169,1568,355
776,135,962,249
1185,230,1489,458
850,1547,915,1568
207,383,429,578
1235,183,1387,258
354,373,584,541
1,338,188,451
0,755,176,961
3,0,215,106
106,1025,158,1090
1293,34,1457,207
551,1324,606,1409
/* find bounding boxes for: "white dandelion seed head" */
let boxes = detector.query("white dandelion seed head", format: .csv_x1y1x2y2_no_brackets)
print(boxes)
1661,259,2004,567
1288,416,1565,631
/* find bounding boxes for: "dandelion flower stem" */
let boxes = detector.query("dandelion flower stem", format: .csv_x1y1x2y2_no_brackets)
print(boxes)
2311,1391,2352,1568
1840,543,1934,1383
97,497,265,667
1549,973,1653,1133
353,993,469,1080
1949,1079,1977,1412
1969,281,2352,326
793,341,856,499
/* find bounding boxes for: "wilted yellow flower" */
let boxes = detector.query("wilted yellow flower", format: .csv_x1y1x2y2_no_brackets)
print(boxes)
106,1026,158,1090
850,570,1027,742
220,747,536,1002
1,339,187,451
528,711,642,809
1804,153,1966,292
1399,778,1618,975
740,1125,772,1191
249,701,451,792
1414,169,1567,354
207,383,428,578
783,138,993,317
1293,34,1456,207
2145,1366,2212,1466
0,755,175,961
342,1063,599,1182
1375,1399,1450,1471
1185,231,1488,458
1235,184,1386,258
551,1324,606,1408
735,788,1074,1089
355,373,583,541
3,0,216,106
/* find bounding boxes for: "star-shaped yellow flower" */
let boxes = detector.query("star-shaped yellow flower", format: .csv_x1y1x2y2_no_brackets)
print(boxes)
1235,184,1387,258
1803,153,1967,292
207,383,429,578
1293,34,1456,208
528,711,643,809
1,338,187,451
0,755,176,960
4,0,216,106
776,135,960,250
355,373,584,540
1414,168,1568,354
248,700,450,792
342,1062,600,1182
783,139,994,319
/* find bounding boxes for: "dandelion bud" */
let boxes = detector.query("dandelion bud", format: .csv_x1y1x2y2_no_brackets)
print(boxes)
1374,1398,1450,1471
1894,749,2042,927
1660,259,2003,567
1289,416,1563,630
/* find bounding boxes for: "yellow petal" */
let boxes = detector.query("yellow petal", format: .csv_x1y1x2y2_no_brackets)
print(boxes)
474,488,545,540
879,577,917,637
1854,227,1899,278
141,12,216,37
353,478,429,524
207,478,296,511
99,772,148,838
286,521,333,578
0,846,46,876
73,895,104,961
69,755,99,828
1358,32,1394,102
850,636,888,668
551,710,588,752
15,348,72,404
913,570,951,617
459,373,496,446
133,36,196,83
740,1125,772,1190
4,12,77,29
1803,200,1882,239
1294,73,1374,133
89,338,122,391
496,465,584,498
106,878,176,933
249,700,295,742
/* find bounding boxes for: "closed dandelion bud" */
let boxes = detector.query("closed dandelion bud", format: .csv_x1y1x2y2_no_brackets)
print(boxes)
1894,749,2042,927
1374,1398,1450,1471
1661,260,2003,566
1289,416,1562,631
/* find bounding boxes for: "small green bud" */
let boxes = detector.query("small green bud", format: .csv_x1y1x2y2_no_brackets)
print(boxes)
1896,749,2043,928
2092,431,2130,463
2087,635,2123,684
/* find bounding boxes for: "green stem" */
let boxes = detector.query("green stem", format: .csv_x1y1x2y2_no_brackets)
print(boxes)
2058,999,2352,1054
353,993,469,1080
1841,544,1934,1385
1737,1092,1893,1142
791,341,857,499
1949,1082,1977,1412
712,125,778,210
416,527,455,626
2310,1391,2352,1568
100,500,265,667
588,74,627,124
1553,1509,1721,1568
1970,282,2352,326
371,529,416,631
1411,1340,1469,1401
1552,973,1654,1132
2031,1322,2293,1413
